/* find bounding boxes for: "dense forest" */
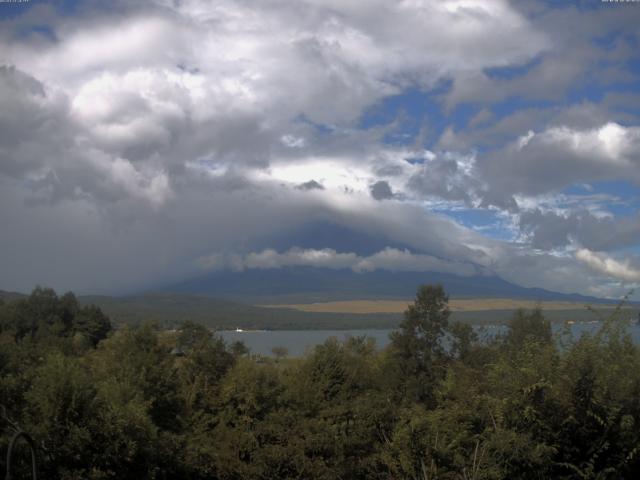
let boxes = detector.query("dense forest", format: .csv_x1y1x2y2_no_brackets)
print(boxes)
1,286,640,479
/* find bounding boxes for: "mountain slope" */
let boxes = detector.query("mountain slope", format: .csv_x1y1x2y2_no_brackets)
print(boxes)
163,267,616,304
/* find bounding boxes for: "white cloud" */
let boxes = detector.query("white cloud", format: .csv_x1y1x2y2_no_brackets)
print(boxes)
543,122,638,166
199,248,359,272
1,0,638,302
0,0,547,210
197,247,478,277
576,249,640,282
3,0,548,154
479,122,640,206
353,248,477,276
518,209,640,251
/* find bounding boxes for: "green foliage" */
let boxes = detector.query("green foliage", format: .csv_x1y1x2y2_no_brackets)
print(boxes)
73,305,112,347
271,345,289,360
388,284,451,405
2,285,640,479
449,321,479,361
505,306,552,349
0,287,112,347
392,284,451,359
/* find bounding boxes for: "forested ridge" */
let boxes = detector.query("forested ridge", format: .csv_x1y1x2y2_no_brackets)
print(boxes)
1,286,640,479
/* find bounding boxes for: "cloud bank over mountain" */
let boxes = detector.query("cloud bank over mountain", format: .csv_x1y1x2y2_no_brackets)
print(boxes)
196,247,480,277
0,0,639,298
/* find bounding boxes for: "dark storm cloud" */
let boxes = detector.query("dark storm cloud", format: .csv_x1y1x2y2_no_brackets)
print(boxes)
369,180,393,200
297,180,325,191
0,66,67,178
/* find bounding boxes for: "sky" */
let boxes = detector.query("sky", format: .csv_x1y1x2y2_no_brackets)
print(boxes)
0,0,639,298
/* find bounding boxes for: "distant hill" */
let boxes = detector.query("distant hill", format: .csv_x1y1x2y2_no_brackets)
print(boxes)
0,289,27,301
163,267,618,305
79,292,401,330
3,287,634,331
10,289,386,330
80,292,635,330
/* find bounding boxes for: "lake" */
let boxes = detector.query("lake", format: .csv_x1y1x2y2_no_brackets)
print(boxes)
219,321,640,357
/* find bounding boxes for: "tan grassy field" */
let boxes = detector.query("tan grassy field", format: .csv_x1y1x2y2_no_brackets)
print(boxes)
260,298,623,314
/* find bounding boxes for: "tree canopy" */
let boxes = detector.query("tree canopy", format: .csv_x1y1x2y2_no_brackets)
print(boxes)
2,285,640,479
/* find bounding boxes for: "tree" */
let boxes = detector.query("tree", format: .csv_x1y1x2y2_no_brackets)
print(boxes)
73,304,111,347
176,321,212,352
271,346,289,361
175,321,235,414
0,287,111,347
23,354,99,478
448,321,478,361
388,284,450,405
230,340,249,357
93,324,182,433
505,307,551,349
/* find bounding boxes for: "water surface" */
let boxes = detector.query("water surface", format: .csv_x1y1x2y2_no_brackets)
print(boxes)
219,321,640,357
